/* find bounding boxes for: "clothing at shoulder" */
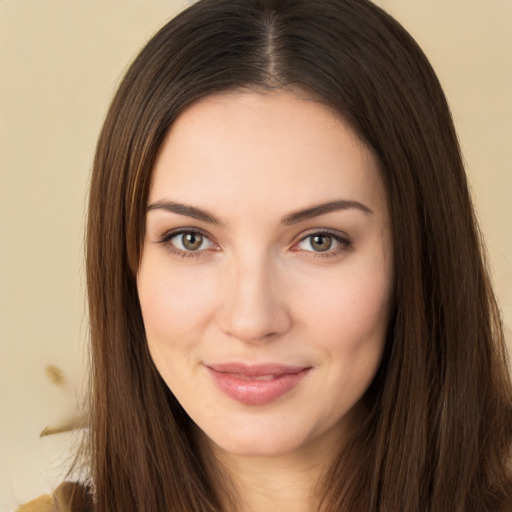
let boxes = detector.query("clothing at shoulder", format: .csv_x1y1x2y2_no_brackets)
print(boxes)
15,482,93,512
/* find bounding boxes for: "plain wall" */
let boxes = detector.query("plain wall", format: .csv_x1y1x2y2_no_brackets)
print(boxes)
0,1,510,509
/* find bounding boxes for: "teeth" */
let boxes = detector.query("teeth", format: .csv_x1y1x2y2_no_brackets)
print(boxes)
236,374,277,381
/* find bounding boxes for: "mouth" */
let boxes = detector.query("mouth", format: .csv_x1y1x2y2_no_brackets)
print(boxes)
205,363,312,405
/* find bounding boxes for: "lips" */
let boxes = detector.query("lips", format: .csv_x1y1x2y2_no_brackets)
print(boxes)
206,363,311,405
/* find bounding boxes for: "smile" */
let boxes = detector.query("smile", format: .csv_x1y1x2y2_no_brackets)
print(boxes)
205,363,312,405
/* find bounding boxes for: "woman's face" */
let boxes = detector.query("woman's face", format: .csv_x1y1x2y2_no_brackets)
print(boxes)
137,90,393,459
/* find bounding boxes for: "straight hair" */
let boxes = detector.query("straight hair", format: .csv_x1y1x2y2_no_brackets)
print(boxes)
85,0,512,510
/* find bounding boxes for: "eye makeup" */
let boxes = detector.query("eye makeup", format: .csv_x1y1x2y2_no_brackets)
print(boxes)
155,226,352,260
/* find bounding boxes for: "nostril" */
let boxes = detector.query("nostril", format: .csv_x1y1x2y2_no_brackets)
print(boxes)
217,297,292,343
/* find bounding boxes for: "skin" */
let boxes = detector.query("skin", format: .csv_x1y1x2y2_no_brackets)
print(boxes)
137,89,393,511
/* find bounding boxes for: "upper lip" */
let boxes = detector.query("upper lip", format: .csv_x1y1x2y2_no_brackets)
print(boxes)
206,363,310,377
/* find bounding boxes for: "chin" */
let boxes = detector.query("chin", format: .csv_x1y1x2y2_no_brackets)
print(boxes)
200,413,339,460
211,434,303,458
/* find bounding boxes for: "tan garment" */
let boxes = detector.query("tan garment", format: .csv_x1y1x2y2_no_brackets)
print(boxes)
16,482,93,512
16,494,53,512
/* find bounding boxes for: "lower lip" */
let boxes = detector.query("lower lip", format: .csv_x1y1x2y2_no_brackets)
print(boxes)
206,367,311,405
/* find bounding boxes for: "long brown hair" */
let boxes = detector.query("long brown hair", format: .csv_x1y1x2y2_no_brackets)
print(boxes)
85,0,512,510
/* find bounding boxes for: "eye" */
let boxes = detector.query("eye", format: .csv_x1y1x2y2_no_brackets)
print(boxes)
173,232,213,251
159,229,216,256
298,233,336,252
294,231,350,256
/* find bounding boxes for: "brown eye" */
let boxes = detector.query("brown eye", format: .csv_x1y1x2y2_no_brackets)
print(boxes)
182,232,203,251
310,234,333,252
166,230,215,253
295,231,349,256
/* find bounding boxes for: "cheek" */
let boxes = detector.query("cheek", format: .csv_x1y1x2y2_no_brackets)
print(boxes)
301,266,391,414
137,262,221,396
295,261,392,351
137,260,219,348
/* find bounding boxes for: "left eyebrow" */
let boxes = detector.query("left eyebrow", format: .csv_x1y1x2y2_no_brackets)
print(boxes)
281,199,373,225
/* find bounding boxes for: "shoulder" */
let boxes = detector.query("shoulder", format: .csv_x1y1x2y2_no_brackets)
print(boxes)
15,481,93,512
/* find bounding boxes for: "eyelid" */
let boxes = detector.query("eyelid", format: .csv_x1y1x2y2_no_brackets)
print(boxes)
291,228,352,256
157,226,211,243
155,226,351,259
156,227,219,257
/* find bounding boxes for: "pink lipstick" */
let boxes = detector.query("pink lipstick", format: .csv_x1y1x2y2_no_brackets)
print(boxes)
206,363,311,405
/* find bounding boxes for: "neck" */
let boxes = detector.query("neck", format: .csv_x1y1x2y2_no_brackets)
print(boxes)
221,453,325,512
199,425,347,512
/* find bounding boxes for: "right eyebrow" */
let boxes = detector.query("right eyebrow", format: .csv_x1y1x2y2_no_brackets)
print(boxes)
146,200,222,225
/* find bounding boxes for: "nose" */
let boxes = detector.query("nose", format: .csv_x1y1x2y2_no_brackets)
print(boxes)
216,255,292,344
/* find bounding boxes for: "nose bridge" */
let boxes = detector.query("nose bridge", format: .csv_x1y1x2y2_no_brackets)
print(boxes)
218,249,290,343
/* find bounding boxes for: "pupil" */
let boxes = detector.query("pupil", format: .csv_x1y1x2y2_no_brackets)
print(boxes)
183,233,202,250
311,235,332,252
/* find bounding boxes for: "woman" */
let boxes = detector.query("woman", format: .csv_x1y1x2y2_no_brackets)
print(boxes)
23,0,512,510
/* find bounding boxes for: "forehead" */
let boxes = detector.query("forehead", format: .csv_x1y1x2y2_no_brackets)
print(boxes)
149,90,386,218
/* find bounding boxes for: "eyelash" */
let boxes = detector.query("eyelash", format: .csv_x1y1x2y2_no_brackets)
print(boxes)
293,229,352,259
156,228,352,259
157,228,216,259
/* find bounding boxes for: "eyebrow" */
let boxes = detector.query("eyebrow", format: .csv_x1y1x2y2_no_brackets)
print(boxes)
146,198,373,225
147,200,222,225
281,199,373,225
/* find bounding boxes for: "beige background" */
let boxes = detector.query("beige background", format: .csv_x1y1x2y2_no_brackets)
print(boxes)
0,1,510,509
